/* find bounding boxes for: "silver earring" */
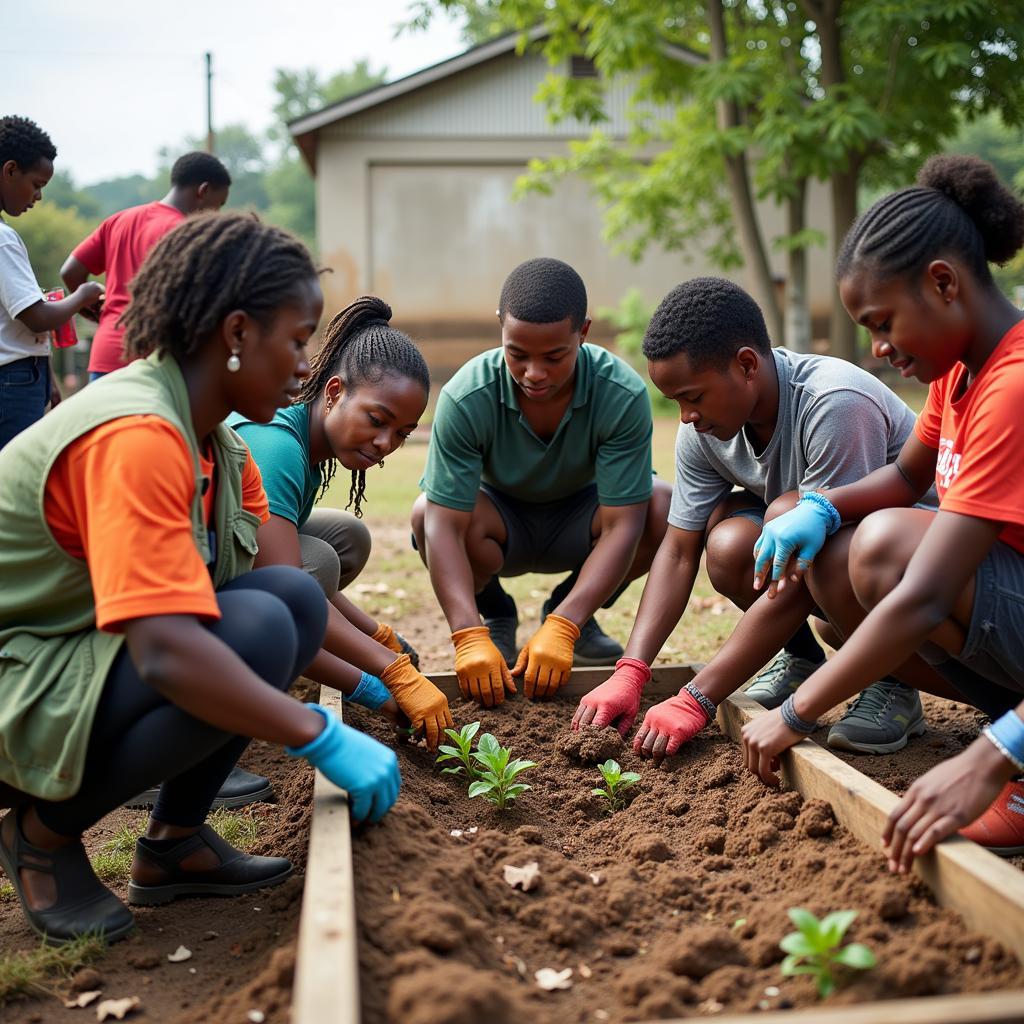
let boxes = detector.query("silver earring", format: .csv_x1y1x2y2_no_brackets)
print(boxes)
227,351,241,373
378,459,385,469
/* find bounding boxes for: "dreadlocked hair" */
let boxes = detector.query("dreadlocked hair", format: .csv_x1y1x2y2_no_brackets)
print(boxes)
298,295,430,519
837,154,1024,288
120,212,317,360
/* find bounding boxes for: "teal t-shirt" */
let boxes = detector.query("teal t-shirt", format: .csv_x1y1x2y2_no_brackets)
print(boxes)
228,404,321,527
421,344,653,511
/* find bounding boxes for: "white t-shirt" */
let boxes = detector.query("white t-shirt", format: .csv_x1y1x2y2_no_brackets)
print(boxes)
0,221,49,367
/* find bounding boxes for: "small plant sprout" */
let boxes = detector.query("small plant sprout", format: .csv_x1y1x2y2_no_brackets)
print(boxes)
779,908,876,998
591,759,641,812
467,733,537,810
436,721,481,780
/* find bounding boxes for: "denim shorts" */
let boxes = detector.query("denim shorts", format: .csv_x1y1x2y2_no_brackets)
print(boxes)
928,540,1024,718
0,355,49,450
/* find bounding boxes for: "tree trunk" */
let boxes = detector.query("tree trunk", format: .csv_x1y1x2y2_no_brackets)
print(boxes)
706,0,785,344
785,178,812,353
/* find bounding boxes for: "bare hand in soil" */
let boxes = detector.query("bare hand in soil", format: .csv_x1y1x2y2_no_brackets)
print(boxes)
883,737,1017,872
741,708,804,786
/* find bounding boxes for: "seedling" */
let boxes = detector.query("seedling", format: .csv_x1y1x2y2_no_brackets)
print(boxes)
436,721,482,780
467,733,537,810
591,759,641,812
780,908,876,998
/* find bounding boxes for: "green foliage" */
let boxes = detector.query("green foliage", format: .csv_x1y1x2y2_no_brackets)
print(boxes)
9,202,97,290
467,733,537,810
436,720,482,780
591,758,641,812
779,908,876,999
0,933,104,1005
271,60,387,129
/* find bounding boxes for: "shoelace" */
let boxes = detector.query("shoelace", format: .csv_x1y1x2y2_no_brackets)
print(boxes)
757,652,796,685
844,684,896,722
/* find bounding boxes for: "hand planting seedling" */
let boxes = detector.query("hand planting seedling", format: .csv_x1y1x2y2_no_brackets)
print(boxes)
435,721,481,780
467,732,537,810
591,759,641,812
779,908,876,998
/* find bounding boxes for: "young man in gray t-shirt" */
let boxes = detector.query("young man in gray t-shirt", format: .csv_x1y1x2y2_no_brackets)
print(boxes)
572,277,935,758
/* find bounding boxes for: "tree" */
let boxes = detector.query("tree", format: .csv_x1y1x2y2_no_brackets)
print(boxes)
14,202,97,291
414,0,1024,358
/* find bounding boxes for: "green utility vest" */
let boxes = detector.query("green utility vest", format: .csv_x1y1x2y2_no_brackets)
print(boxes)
0,352,261,801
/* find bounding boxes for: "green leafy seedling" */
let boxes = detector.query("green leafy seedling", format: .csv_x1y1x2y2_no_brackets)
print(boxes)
780,908,876,998
467,732,537,810
591,759,641,812
436,721,481,780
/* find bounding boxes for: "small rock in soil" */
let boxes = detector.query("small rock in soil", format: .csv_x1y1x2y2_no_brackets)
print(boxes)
127,952,160,971
69,967,104,992
627,833,672,863
558,727,623,765
796,799,836,838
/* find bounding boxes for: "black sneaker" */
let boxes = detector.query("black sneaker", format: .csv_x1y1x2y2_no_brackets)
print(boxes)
541,599,622,666
125,766,273,811
484,615,518,667
826,680,926,754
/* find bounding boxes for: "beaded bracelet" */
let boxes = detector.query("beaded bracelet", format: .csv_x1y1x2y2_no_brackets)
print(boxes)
780,694,818,735
800,491,842,536
984,710,1024,773
684,681,717,722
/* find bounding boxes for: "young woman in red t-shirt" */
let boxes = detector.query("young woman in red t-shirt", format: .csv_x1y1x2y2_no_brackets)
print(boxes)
739,154,1024,870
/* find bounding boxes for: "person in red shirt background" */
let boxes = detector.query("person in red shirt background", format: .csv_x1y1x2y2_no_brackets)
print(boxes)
61,151,231,381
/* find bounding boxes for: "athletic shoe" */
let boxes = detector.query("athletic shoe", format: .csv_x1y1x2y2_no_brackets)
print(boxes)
126,766,273,811
744,652,819,710
826,680,926,754
959,780,1024,857
485,615,518,667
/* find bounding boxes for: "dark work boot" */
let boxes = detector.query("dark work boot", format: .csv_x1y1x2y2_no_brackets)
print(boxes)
125,766,273,811
542,599,622,666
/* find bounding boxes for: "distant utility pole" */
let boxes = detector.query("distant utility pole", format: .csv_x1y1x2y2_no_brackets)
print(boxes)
205,51,214,154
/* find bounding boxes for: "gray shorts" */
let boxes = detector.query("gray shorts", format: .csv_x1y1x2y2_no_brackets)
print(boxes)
298,508,372,596
928,539,1024,718
482,483,598,577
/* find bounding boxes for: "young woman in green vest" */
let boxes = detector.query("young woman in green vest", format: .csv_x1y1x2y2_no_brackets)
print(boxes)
230,296,453,750
0,213,400,945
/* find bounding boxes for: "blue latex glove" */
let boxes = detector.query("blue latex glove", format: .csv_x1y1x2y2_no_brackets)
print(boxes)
343,671,392,711
287,704,400,823
753,495,837,586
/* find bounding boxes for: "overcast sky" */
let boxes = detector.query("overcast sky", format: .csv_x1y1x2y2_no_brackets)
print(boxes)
2,0,466,185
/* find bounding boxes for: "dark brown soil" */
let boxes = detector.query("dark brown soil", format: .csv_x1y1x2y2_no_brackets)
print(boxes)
347,696,1024,1024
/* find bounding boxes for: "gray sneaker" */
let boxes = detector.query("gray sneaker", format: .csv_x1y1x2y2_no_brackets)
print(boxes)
744,651,819,709
827,680,926,754
485,616,518,667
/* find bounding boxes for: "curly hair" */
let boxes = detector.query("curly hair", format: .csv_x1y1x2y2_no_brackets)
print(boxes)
837,154,1024,287
0,115,56,169
120,212,317,361
298,295,429,518
642,277,771,371
170,151,231,189
498,257,588,331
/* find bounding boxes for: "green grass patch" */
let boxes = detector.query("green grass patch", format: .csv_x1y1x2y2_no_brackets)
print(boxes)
0,933,105,1005
207,807,261,850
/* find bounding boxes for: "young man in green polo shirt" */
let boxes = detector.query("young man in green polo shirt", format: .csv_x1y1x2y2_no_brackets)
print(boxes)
412,257,670,706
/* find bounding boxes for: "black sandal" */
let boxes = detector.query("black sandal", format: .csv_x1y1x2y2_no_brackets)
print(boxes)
127,824,292,906
0,809,135,946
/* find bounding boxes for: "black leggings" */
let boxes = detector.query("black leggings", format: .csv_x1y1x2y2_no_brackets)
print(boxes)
34,566,326,837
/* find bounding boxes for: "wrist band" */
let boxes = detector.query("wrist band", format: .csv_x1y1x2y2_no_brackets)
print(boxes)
985,711,1024,773
684,681,716,722
780,694,818,734
800,491,842,536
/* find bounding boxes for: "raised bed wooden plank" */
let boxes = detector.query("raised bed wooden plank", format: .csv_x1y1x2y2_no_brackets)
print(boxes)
292,685,360,1024
717,692,1024,963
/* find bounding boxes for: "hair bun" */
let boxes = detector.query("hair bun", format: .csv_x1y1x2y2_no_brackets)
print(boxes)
917,153,1024,265
358,295,393,323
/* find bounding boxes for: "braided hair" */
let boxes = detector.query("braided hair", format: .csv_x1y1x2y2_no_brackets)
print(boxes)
837,154,1024,287
120,212,317,360
298,295,429,518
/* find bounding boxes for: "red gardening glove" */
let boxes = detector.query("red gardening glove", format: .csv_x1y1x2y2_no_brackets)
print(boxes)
633,689,710,763
572,658,651,739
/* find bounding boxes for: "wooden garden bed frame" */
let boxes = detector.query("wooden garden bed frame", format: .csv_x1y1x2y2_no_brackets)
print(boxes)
293,666,1024,1024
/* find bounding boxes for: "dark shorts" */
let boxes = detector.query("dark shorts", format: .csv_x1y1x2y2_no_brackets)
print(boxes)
926,540,1024,719
482,483,598,577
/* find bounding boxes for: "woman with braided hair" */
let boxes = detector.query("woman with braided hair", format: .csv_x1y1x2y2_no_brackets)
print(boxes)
0,213,400,945
230,295,454,749
741,154,1024,870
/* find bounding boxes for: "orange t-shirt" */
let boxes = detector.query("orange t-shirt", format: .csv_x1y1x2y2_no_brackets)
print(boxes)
43,415,269,632
913,319,1024,555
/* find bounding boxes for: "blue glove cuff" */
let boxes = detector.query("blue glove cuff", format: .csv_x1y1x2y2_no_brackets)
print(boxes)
799,491,841,536
344,672,392,710
985,711,1024,773
286,703,336,760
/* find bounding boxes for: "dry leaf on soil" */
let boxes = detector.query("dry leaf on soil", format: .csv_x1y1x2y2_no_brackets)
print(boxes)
64,990,102,1008
503,861,540,891
535,967,573,991
166,945,192,963
96,996,141,1021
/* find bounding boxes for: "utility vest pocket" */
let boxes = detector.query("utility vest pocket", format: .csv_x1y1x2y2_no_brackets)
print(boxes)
232,509,262,571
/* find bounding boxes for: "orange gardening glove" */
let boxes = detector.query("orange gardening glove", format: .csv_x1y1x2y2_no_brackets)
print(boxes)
372,622,420,668
512,613,580,700
451,626,517,707
380,654,453,751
